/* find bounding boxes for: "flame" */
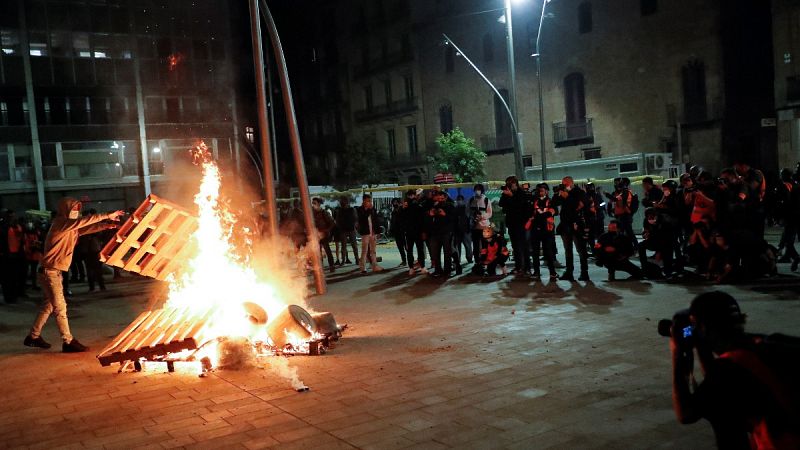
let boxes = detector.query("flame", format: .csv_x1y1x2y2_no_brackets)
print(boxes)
164,141,306,367
167,53,183,72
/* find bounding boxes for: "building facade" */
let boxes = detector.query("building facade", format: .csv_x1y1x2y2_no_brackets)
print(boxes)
0,0,244,213
773,0,800,171
297,0,777,185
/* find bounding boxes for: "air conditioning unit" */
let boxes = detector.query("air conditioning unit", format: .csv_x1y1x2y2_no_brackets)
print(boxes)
645,153,672,173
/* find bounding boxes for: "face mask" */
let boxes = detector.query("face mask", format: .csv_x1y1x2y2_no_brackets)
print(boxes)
475,191,482,196
68,210,80,219
565,185,572,192
539,195,546,200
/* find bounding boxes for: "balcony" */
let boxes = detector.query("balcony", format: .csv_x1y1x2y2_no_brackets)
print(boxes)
354,97,418,123
553,118,594,147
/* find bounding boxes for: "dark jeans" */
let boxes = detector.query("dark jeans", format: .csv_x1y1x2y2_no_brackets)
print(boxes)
339,230,359,263
617,214,638,245
404,232,426,268
320,236,335,268
531,230,556,275
453,231,472,264
779,222,799,261
86,254,106,290
27,259,39,288
606,258,643,279
429,232,453,274
561,229,589,275
394,232,407,264
639,239,673,275
471,229,484,263
508,224,530,272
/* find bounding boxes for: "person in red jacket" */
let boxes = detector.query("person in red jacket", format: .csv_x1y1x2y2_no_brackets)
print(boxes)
24,198,123,352
475,226,509,276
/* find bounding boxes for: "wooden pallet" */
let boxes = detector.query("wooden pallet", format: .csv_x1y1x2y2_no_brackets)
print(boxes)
97,306,217,366
100,194,199,281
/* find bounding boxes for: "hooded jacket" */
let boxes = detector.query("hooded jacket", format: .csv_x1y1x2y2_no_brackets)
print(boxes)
40,198,114,272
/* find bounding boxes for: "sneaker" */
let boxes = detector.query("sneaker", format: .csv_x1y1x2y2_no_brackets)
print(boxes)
409,268,416,276
501,266,508,275
558,272,575,281
554,260,565,269
62,339,89,353
419,266,429,274
578,272,591,282
532,271,541,278
344,259,353,265
372,266,385,273
360,270,368,275
24,335,51,349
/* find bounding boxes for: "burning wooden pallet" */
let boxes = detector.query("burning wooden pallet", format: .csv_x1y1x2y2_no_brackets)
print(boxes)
100,194,198,281
97,306,216,367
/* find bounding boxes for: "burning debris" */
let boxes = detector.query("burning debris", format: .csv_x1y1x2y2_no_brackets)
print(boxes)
96,142,345,387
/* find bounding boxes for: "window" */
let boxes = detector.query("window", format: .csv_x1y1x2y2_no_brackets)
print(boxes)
1,29,20,55
582,147,602,160
29,32,48,57
363,85,373,110
406,125,418,156
564,73,586,124
682,59,707,123
494,89,512,148
620,162,638,173
384,79,392,104
483,33,494,63
578,2,592,34
439,104,453,134
640,0,657,16
404,75,414,100
73,33,91,58
445,45,455,73
50,32,72,57
386,129,396,159
69,97,89,124
166,97,180,122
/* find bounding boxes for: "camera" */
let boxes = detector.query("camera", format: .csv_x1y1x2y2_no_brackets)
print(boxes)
658,308,694,347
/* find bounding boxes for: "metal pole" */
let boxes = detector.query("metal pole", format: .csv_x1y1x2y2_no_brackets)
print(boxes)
535,0,550,181
504,0,525,180
17,0,46,209
443,34,521,156
248,0,278,237
265,54,280,183
260,1,326,295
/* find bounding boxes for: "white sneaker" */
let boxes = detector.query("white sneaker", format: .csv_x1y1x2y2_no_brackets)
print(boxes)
409,268,415,276
419,267,428,274
501,266,508,275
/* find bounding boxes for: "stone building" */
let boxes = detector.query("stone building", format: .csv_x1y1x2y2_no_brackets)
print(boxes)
773,0,800,171
0,0,245,212
298,0,777,185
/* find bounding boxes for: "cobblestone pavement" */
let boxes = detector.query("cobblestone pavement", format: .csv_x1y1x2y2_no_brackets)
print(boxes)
2,245,800,449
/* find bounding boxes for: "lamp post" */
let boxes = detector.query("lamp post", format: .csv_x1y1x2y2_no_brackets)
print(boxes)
503,0,525,180
534,0,551,180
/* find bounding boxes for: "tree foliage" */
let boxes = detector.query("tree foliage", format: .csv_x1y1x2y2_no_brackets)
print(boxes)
340,134,386,187
429,128,486,183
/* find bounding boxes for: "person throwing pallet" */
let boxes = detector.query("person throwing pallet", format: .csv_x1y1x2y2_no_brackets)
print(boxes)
24,198,124,353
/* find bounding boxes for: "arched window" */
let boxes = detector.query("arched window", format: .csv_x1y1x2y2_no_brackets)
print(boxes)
578,2,592,34
439,103,453,134
445,45,455,73
483,33,494,63
564,73,587,138
494,89,512,148
682,59,707,123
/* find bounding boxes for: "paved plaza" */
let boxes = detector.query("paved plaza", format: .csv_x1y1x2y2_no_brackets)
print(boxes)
2,244,800,449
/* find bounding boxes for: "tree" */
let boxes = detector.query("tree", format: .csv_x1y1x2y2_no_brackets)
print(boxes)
428,128,486,183
340,135,386,187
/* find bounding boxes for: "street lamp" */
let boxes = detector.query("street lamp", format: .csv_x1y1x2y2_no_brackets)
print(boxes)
534,0,552,180
503,0,525,180
444,34,522,179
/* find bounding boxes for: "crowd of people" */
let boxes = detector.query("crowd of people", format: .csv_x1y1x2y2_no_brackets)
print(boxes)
290,160,800,284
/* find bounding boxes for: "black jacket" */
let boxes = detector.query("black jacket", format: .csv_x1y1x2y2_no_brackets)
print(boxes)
498,189,531,227
356,206,381,235
424,199,455,235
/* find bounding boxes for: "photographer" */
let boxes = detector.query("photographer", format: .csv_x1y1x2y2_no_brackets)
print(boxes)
669,291,800,449
425,189,454,278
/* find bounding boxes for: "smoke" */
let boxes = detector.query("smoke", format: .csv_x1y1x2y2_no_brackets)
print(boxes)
264,356,307,391
217,337,257,369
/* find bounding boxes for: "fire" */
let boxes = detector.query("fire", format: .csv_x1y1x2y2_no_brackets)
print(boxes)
164,142,309,367
167,53,183,71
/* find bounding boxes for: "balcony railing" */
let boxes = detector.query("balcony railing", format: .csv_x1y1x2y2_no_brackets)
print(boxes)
553,118,594,146
354,97,418,123
480,134,514,154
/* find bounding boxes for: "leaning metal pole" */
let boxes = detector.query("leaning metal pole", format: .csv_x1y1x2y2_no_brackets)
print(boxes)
535,0,550,180
444,34,523,178
260,1,326,295
503,0,525,180
248,0,278,237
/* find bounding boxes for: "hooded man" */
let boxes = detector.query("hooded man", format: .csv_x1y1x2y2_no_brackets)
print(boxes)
24,198,124,352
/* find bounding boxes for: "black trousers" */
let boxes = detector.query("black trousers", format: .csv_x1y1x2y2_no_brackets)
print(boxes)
86,254,106,290
471,229,484,263
508,224,530,272
606,258,643,279
531,230,556,275
404,231,426,268
639,239,673,275
394,232,407,263
476,253,508,275
429,232,452,274
561,230,589,275
319,236,335,268
339,230,359,263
